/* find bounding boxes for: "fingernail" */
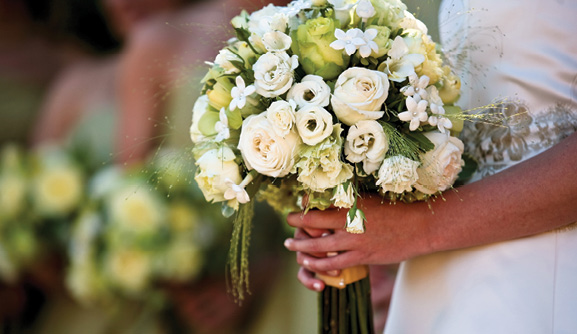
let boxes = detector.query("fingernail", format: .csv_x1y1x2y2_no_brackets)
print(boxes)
284,239,292,248
327,270,338,276
313,282,322,291
303,259,310,267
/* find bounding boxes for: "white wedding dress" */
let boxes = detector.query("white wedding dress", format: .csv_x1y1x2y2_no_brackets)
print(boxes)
384,0,577,333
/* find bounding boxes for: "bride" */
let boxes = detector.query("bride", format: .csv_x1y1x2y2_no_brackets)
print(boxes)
284,0,577,332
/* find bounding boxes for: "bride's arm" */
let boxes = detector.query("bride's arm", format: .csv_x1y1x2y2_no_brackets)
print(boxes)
285,131,577,290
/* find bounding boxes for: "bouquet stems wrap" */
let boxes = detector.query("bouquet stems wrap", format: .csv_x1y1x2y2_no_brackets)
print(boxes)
318,265,375,334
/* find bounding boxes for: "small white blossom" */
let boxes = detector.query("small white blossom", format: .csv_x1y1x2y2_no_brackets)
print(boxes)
400,74,430,100
358,29,379,58
398,96,428,131
426,86,452,133
330,28,365,56
230,76,256,111
214,108,230,142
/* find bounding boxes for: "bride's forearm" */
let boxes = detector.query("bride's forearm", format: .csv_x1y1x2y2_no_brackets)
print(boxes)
427,132,577,253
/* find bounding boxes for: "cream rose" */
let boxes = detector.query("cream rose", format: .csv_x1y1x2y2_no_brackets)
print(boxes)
331,67,389,126
295,105,333,146
238,113,301,178
287,75,331,108
190,95,210,144
253,51,299,98
195,147,243,203
266,100,296,138
376,155,420,194
414,132,464,195
344,120,388,174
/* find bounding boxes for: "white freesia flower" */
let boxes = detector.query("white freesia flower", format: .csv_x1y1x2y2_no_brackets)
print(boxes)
331,183,355,208
295,105,334,146
330,28,365,56
262,31,292,52
230,76,256,111
253,52,299,98
214,49,241,74
190,95,210,143
346,209,365,234
400,74,429,100
214,108,230,142
195,147,243,203
287,75,331,108
224,173,254,204
266,100,297,137
238,113,302,178
414,132,464,195
376,155,420,194
398,95,428,131
385,36,425,82
331,67,389,126
344,120,388,174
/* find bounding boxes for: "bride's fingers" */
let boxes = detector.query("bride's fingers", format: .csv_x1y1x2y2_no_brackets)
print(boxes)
296,252,341,277
297,266,325,292
287,209,346,230
298,250,362,272
285,232,351,255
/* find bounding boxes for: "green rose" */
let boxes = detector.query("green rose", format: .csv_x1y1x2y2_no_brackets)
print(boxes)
295,124,353,192
291,17,350,81
366,25,392,58
366,0,407,27
206,77,234,110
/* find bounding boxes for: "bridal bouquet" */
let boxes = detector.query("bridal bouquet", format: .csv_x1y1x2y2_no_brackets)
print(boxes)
190,0,469,332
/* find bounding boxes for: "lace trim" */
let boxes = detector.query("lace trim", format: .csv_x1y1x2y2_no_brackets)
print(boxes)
461,102,577,179
555,222,577,233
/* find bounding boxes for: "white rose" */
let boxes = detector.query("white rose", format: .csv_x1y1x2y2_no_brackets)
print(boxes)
287,75,331,108
190,95,210,144
195,147,243,203
331,67,389,126
248,4,289,36
376,155,420,194
344,120,388,174
295,105,334,146
253,52,299,98
238,113,301,178
266,100,296,138
414,132,464,195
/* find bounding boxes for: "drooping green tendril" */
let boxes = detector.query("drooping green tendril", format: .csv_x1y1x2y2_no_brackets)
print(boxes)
226,201,254,304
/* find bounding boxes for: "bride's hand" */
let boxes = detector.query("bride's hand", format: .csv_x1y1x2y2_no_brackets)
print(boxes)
285,194,433,290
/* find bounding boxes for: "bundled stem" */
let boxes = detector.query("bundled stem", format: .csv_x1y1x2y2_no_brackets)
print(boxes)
226,201,254,303
319,275,375,334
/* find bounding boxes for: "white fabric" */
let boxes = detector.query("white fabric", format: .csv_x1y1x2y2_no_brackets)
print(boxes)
384,0,577,333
